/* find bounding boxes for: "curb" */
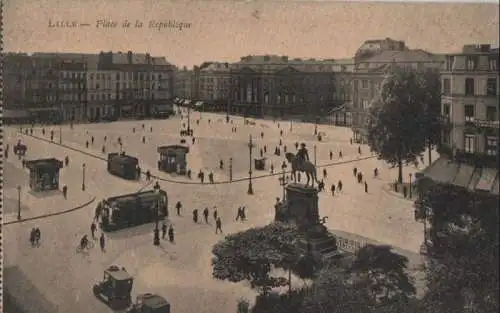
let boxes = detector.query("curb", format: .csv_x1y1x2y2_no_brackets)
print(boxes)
19,132,377,186
3,197,96,226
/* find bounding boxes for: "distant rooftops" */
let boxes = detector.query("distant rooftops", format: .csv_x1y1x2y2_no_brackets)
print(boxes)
358,49,444,64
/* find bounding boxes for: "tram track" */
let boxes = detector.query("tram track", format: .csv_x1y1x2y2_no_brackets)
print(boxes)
18,131,377,186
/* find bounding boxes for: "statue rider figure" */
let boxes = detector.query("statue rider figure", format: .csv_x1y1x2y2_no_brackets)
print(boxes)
296,143,310,169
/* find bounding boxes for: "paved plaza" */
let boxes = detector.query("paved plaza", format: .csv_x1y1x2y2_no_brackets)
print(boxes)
3,111,431,312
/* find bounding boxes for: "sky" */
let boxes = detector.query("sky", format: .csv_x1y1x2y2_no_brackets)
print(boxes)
3,0,499,68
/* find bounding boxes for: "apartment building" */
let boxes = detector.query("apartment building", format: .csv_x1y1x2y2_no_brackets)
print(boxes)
197,62,231,108
350,48,444,142
174,68,195,100
440,44,499,161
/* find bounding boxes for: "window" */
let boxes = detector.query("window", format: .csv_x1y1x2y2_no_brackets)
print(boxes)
442,130,451,145
443,78,451,95
465,78,474,95
361,80,368,89
443,103,451,117
90,74,94,80
362,99,369,109
466,56,477,70
96,83,100,90
464,104,475,122
489,59,497,71
340,79,344,86
486,106,497,121
486,78,497,96
90,95,94,101
445,56,454,70
486,137,497,156
464,134,475,153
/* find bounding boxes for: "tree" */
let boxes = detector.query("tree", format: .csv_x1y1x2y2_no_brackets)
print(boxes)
421,184,499,313
211,222,311,296
349,244,417,305
418,70,443,165
366,67,434,183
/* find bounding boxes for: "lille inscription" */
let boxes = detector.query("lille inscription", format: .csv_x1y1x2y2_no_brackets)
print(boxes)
48,19,192,31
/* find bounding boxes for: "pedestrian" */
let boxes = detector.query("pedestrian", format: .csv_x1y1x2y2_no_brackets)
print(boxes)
364,181,368,193
209,172,214,183
358,146,362,154
192,137,195,144
261,132,264,139
150,126,153,132
34,228,41,245
338,180,343,192
357,172,363,183
353,167,358,177
298,172,301,182
263,145,267,153
280,130,283,136
104,135,107,142
323,169,327,179
142,136,146,144
146,170,151,181
329,150,333,160
220,160,224,169
162,223,167,239
213,207,218,221
142,124,145,129
86,141,89,148
235,207,241,221
99,233,105,252
91,136,95,145
176,201,182,216
91,222,97,239
240,206,246,221
215,217,223,234
284,145,287,153
133,127,136,133
65,156,69,167
203,208,209,223
339,151,343,158
62,185,68,199
279,139,282,146
374,168,378,178
331,184,336,196
168,225,175,243
270,163,274,174
192,209,198,223
350,138,353,145
260,148,263,157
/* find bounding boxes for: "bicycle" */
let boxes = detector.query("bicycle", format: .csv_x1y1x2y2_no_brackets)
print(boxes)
76,240,95,253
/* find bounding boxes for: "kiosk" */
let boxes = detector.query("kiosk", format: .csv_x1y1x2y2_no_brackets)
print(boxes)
254,158,266,171
25,158,63,192
157,145,189,174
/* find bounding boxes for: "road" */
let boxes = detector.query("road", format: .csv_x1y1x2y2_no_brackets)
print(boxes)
3,113,430,312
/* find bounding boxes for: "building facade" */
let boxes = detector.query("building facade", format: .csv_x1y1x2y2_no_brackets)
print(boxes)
3,53,32,110
440,44,499,163
197,62,231,108
174,68,195,100
228,55,346,118
350,48,444,141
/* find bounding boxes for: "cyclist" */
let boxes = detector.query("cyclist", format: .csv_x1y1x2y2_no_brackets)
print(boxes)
80,234,89,250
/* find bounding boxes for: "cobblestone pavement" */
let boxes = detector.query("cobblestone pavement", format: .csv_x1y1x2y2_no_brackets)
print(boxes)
3,114,433,312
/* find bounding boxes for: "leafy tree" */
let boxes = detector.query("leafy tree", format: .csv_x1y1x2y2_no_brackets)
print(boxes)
420,184,499,313
349,244,417,305
366,67,437,183
211,222,312,296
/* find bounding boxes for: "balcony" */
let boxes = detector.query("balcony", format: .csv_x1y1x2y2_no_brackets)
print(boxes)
474,119,500,129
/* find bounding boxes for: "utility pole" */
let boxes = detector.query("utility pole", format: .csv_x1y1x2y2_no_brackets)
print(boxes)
247,135,255,195
82,163,86,191
314,145,317,167
17,185,22,220
229,157,233,182
153,184,161,246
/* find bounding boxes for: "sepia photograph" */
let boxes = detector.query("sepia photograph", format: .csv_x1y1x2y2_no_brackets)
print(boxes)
1,0,499,312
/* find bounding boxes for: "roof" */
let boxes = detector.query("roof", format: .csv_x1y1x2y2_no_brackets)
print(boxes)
108,153,138,163
106,189,167,205
25,158,63,170
157,145,189,154
138,293,170,309
360,50,443,64
105,266,133,281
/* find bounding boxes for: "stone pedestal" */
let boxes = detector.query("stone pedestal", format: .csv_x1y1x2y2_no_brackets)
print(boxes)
275,183,340,261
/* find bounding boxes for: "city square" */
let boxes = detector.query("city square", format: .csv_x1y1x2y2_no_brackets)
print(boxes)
3,110,428,312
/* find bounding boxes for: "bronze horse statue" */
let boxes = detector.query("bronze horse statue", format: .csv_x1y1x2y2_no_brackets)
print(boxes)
284,152,320,188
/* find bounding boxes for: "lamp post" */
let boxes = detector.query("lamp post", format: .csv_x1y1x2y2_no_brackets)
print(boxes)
289,119,293,132
279,163,288,201
247,135,255,195
153,184,161,246
59,103,63,144
82,163,86,191
187,104,191,134
229,157,233,182
314,145,317,167
17,185,22,220
226,98,230,123
409,173,413,198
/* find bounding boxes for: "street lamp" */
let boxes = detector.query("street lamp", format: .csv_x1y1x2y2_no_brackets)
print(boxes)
409,173,413,198
279,163,288,201
17,185,21,220
290,119,293,132
229,157,233,182
314,145,317,167
82,163,86,191
247,134,255,195
153,185,161,246
187,104,191,134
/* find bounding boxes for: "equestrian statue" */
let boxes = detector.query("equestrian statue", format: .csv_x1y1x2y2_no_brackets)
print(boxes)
285,143,320,188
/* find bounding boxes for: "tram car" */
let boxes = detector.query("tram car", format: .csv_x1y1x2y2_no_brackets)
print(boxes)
107,153,140,180
152,103,174,119
99,189,168,232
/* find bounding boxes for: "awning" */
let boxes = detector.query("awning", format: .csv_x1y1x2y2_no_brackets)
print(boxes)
2,109,30,118
475,167,497,192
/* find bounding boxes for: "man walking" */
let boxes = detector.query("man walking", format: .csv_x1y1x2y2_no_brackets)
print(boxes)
99,233,106,252
215,217,223,234
91,222,97,239
176,201,182,216
203,208,209,223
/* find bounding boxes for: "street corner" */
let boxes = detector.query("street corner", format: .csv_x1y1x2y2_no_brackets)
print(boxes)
3,186,95,225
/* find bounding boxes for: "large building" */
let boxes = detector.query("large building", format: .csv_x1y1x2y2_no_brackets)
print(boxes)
173,67,195,100
2,51,175,122
197,62,231,108
349,42,444,141
440,44,499,163
228,55,348,118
